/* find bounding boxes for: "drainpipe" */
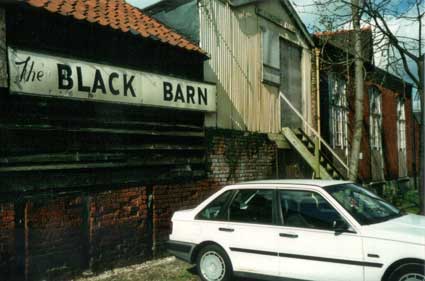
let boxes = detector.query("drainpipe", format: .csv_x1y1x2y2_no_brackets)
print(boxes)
315,48,321,145
315,48,321,178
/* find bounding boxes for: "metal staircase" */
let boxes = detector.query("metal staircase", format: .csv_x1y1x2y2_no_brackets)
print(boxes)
282,127,345,180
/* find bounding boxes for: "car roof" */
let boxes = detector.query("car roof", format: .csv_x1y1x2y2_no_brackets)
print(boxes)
230,179,352,188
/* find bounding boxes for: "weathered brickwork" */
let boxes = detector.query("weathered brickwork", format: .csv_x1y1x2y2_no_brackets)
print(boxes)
207,129,277,184
0,202,15,280
152,181,213,252
356,82,419,181
152,129,277,252
26,195,84,280
89,187,150,271
0,129,277,280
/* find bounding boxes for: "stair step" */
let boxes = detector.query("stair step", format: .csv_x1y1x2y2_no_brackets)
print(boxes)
282,127,333,180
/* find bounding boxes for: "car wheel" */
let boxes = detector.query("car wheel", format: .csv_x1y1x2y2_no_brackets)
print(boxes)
388,263,425,281
196,244,233,281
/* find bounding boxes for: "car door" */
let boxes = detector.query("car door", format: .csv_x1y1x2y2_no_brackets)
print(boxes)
196,187,279,277
225,188,280,277
277,189,364,281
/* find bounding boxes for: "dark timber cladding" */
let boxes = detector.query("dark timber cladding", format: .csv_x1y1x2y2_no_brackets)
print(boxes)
1,3,210,193
0,2,212,280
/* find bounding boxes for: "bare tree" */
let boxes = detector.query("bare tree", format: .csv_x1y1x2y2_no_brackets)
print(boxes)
348,0,365,181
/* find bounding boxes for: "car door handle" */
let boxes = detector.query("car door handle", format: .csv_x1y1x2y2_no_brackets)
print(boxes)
279,233,298,238
218,227,234,232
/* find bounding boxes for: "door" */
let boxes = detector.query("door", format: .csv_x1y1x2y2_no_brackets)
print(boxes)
197,188,280,277
277,190,364,281
225,188,280,276
280,39,302,128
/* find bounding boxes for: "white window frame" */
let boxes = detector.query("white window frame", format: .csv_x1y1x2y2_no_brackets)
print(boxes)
261,27,280,85
329,74,348,150
369,87,382,151
397,99,407,152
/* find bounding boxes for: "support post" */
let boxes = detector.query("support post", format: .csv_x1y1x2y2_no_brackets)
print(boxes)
315,48,321,149
314,137,320,178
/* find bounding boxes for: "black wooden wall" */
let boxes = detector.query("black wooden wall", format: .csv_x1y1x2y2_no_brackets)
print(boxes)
0,5,208,193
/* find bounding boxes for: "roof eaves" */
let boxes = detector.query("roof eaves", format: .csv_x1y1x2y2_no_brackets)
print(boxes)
279,0,314,47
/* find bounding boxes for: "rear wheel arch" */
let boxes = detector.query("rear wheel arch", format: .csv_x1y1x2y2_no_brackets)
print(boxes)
381,258,425,281
190,241,230,264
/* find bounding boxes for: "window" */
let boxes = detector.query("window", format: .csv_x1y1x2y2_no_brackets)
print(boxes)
397,99,407,152
280,190,347,231
325,183,402,225
261,28,280,85
369,88,382,151
229,189,274,224
196,190,233,221
329,74,348,149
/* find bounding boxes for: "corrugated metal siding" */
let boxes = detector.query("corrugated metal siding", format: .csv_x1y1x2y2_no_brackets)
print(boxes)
200,0,280,133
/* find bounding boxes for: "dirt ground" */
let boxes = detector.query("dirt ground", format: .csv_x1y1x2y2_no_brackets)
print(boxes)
74,256,257,281
74,257,199,281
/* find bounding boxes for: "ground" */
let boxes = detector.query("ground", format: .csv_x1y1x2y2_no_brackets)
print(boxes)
74,257,199,281
74,257,257,281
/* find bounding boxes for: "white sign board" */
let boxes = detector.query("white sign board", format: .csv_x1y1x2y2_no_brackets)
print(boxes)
8,48,216,112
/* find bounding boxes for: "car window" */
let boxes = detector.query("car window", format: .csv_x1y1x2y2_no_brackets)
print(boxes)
280,190,348,231
325,183,402,225
196,190,233,221
228,189,274,225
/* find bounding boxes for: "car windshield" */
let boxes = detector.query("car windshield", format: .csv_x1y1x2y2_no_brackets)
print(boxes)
325,183,403,225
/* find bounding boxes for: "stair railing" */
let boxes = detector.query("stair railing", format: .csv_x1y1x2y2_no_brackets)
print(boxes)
279,91,350,178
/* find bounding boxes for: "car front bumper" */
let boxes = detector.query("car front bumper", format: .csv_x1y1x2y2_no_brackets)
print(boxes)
166,240,197,263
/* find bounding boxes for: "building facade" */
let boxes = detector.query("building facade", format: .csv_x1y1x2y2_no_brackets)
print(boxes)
313,29,420,191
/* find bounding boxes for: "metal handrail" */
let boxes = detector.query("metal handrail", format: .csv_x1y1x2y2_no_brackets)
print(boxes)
279,91,350,176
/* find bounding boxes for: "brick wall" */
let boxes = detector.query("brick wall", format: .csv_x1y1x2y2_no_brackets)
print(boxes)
26,195,84,280
0,129,277,280
0,202,15,280
89,187,150,271
152,129,277,251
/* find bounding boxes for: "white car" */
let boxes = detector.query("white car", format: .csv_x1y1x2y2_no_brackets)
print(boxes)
166,180,425,281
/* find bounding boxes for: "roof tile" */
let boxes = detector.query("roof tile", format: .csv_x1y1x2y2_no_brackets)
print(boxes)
24,0,205,55
27,0,49,8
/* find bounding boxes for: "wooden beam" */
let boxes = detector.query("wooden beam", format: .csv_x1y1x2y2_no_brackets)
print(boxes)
0,146,205,164
267,133,291,149
0,167,207,193
0,8,7,88
0,157,206,172
0,124,205,137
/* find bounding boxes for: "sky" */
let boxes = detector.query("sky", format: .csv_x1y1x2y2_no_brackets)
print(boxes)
126,0,158,9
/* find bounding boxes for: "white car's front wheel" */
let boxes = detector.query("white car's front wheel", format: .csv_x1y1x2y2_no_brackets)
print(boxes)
389,263,425,281
196,245,233,281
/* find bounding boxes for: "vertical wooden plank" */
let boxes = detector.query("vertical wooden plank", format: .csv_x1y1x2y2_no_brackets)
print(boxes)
0,8,7,88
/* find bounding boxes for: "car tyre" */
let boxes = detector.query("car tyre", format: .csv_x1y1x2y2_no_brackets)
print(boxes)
388,263,425,281
196,244,233,281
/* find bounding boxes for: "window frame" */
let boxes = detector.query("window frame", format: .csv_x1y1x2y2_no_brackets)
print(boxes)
276,188,356,233
195,190,236,221
397,98,407,152
226,188,279,226
369,87,383,151
328,73,348,150
261,27,281,86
